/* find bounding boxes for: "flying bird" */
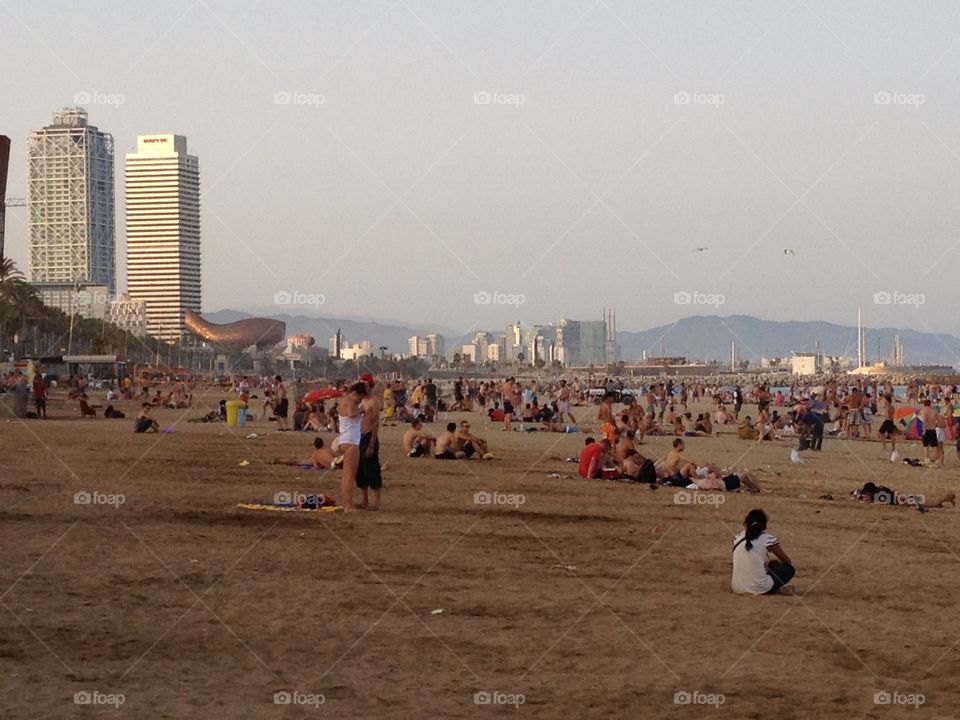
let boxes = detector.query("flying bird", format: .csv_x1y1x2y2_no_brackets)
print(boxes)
693,247,708,252
784,248,796,256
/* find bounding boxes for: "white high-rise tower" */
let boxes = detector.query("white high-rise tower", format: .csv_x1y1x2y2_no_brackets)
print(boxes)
125,134,200,342
27,108,115,305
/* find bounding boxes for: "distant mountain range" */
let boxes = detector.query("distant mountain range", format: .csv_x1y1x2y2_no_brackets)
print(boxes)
616,315,960,366
206,310,960,367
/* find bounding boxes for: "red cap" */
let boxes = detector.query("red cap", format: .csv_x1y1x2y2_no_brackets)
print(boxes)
360,373,375,385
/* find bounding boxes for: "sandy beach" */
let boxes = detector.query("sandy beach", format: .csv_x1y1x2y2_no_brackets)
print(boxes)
2,389,958,718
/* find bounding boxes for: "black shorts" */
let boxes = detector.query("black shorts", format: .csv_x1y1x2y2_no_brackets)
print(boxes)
879,420,896,435
461,441,476,458
722,474,741,491
435,450,457,460
35,398,46,409
356,432,382,490
638,459,657,484
503,400,513,414
409,442,426,458
664,473,687,488
275,398,289,418
134,417,152,433
922,429,938,447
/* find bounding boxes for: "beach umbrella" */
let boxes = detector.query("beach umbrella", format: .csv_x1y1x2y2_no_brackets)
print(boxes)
303,388,343,404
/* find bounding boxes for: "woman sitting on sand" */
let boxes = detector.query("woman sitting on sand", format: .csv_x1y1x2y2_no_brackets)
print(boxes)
732,509,794,595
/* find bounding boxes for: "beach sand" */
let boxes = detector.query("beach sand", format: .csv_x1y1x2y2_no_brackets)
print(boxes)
2,392,958,718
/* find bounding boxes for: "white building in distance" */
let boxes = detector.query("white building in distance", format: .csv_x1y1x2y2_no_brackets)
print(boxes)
125,134,200,342
28,108,115,306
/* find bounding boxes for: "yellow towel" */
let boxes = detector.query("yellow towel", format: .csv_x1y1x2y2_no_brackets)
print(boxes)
237,503,342,513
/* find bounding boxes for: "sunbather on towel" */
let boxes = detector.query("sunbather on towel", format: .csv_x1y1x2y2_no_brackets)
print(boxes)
274,437,335,469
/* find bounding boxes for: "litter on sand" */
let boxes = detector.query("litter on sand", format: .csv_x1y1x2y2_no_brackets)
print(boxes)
430,608,445,615
238,460,250,467
551,564,577,571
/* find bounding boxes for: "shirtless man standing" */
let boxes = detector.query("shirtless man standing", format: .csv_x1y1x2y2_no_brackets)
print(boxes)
558,379,577,425
501,377,515,432
356,374,383,509
920,400,940,466
597,391,618,444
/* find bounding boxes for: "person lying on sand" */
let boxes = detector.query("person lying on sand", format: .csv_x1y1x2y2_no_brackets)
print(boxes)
852,482,955,511
688,466,762,493
732,509,795,595
274,437,335,469
403,418,436,457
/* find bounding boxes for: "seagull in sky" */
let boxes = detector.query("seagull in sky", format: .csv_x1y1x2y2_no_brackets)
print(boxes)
784,248,796,256
693,247,708,252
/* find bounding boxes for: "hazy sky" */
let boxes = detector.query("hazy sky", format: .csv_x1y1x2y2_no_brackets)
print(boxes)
3,0,960,342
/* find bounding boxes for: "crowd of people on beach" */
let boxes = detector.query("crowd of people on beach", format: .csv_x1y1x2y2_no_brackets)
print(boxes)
11,365,960,597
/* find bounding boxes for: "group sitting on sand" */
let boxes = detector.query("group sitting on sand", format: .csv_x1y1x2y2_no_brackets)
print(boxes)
575,436,762,493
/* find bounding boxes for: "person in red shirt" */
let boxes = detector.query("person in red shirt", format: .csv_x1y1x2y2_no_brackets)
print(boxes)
578,437,607,478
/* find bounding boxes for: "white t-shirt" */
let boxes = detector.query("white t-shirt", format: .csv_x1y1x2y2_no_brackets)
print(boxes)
731,530,778,594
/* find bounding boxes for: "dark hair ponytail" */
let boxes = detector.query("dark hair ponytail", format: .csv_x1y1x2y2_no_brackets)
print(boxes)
743,509,768,551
